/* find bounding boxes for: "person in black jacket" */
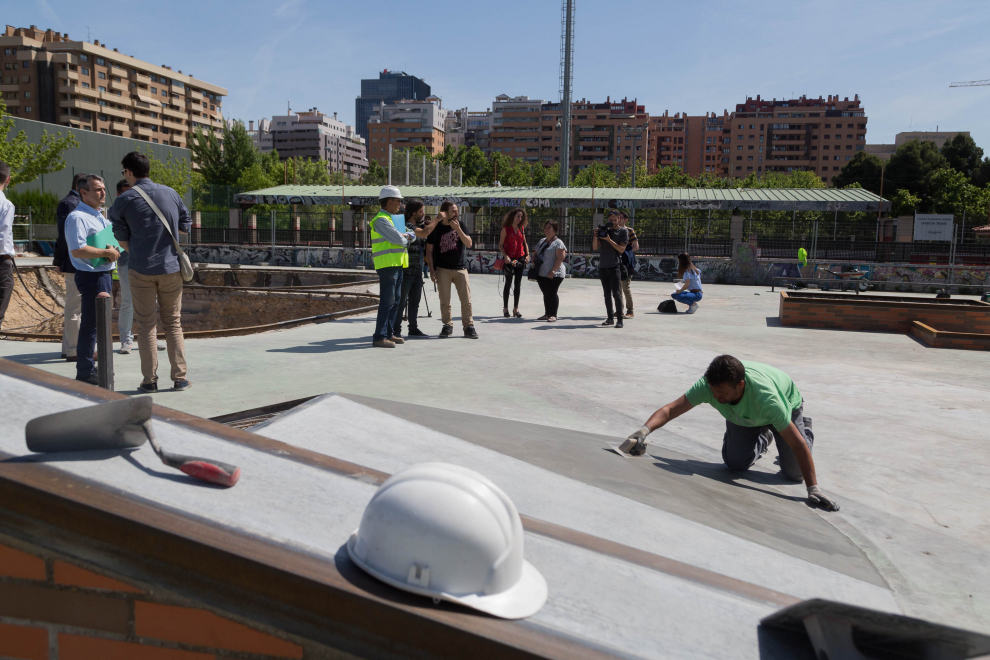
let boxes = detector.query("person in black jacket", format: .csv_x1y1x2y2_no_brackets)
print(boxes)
54,174,87,361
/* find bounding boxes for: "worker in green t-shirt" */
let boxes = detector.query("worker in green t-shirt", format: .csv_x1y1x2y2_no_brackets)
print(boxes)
619,354,839,511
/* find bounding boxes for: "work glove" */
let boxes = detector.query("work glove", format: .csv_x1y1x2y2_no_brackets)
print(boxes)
807,485,840,512
619,425,651,456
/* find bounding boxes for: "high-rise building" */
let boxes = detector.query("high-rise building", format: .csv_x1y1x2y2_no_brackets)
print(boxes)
354,70,430,142
444,108,469,149
249,109,368,179
723,94,867,184
647,111,728,176
0,25,226,148
465,110,492,153
489,95,647,176
366,97,445,166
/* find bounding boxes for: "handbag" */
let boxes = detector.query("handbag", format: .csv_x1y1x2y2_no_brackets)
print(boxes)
132,185,194,282
528,239,553,281
493,257,506,272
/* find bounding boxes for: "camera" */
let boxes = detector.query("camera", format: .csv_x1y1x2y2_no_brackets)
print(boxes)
597,220,613,238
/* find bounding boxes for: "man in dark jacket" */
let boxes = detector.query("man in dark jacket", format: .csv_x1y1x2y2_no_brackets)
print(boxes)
54,173,87,361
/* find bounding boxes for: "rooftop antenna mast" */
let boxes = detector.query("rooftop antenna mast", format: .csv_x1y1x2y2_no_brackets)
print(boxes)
557,0,575,188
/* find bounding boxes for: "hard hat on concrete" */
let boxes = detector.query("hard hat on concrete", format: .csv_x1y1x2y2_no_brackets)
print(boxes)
379,185,403,199
347,462,548,619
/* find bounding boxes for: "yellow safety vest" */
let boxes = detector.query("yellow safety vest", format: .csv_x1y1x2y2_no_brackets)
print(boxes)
370,211,409,270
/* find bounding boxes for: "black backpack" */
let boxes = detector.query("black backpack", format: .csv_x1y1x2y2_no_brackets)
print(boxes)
657,300,677,314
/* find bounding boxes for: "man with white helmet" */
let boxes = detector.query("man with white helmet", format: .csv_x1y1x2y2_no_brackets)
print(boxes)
370,186,416,348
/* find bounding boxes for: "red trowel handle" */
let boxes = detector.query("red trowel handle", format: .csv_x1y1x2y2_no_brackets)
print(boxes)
161,451,241,488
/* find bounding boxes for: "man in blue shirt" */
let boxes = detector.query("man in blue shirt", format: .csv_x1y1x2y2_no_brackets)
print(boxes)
65,175,119,385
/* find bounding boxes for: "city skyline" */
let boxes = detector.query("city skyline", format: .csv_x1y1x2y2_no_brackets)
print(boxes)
5,0,989,149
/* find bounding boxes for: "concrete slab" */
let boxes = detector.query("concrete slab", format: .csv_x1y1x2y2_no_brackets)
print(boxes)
2,276,988,634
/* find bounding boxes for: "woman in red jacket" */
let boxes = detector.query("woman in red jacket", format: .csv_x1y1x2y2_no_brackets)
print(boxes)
498,208,530,318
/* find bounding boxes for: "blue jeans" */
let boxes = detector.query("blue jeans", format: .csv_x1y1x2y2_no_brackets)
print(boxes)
374,266,404,341
74,270,113,379
672,291,703,305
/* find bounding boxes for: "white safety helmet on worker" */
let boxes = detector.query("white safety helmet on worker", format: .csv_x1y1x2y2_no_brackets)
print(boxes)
378,185,403,199
347,462,548,619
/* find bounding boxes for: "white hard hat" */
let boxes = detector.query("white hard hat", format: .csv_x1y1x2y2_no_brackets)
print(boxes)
347,463,547,619
379,185,403,199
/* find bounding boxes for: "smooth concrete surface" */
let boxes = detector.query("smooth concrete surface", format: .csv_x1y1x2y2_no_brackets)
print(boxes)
0,374,799,659
2,276,989,635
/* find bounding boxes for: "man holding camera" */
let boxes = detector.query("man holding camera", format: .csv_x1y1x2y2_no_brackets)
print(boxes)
592,210,628,328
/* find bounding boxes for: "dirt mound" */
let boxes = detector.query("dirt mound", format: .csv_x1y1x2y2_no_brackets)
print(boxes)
1,266,64,337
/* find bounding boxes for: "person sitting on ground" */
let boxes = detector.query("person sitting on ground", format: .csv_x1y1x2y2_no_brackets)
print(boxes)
591,209,628,328
619,354,840,511
535,220,567,322
426,201,477,339
66,174,119,385
498,207,530,318
671,252,703,314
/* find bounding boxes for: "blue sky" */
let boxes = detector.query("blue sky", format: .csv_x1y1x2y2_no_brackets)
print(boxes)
12,0,990,148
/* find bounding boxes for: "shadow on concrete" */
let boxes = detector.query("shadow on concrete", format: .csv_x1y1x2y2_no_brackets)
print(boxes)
0,351,66,365
268,338,374,354
2,448,138,464
757,625,816,660
120,452,229,488
645,452,806,505
531,324,599,330
766,316,782,327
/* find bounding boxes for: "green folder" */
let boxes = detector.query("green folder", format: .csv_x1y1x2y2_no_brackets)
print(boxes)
86,225,122,267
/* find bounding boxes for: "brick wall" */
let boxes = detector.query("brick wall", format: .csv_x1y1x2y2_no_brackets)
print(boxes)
779,293,990,334
0,539,311,660
910,321,990,351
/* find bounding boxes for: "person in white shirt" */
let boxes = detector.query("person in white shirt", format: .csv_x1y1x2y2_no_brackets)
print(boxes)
0,161,14,329
65,174,119,385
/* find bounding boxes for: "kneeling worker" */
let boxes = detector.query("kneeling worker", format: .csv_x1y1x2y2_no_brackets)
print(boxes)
620,354,839,511
371,185,416,348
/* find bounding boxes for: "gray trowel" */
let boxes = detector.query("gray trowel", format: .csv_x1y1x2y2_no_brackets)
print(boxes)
26,397,240,487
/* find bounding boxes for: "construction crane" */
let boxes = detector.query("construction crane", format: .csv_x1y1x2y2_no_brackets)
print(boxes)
949,79,990,87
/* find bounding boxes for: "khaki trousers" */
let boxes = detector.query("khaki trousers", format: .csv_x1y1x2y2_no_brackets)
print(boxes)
130,270,186,383
61,275,82,357
621,278,634,312
437,268,473,328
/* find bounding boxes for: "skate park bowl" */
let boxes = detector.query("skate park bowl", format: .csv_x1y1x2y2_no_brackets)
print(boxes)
778,290,990,350
0,265,379,340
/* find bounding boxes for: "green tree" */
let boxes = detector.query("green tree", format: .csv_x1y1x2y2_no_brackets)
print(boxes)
361,160,387,186
570,162,617,187
972,158,990,188
641,164,695,188
832,151,885,193
0,98,80,187
940,134,984,178
141,148,191,199
190,120,257,185
889,189,921,217
927,168,990,220
530,161,560,187
286,157,332,186
885,140,949,207
457,146,489,185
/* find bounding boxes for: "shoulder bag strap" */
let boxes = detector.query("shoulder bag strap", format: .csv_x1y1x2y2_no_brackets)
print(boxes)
132,185,184,255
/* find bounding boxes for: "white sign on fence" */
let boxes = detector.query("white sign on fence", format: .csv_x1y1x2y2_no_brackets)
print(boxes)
913,214,954,241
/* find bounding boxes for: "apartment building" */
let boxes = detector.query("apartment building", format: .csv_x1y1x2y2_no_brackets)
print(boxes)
466,110,492,153
0,25,226,148
490,95,647,175
722,94,867,184
444,108,469,149
366,97,445,166
249,111,368,178
355,70,431,142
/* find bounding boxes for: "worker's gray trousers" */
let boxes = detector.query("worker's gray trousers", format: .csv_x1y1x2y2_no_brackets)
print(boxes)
720,402,814,482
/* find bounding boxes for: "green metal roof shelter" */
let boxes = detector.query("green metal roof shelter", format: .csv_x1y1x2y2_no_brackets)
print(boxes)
234,186,890,213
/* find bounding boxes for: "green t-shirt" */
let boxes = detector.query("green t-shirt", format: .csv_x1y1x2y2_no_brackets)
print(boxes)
685,361,802,431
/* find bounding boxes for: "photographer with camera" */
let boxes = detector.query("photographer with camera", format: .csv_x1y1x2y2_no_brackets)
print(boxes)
396,198,438,338
591,210,628,328
498,208,529,318
615,211,638,318
426,201,478,339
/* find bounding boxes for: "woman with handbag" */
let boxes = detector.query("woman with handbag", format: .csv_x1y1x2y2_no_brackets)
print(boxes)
533,220,567,322
498,208,529,318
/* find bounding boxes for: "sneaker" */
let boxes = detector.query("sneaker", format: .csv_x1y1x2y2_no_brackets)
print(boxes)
75,372,99,386
624,311,634,318
157,340,167,351
464,325,479,339
137,381,158,393
407,328,428,337
602,318,615,326
119,342,132,355
389,335,405,344
686,303,699,314
439,325,453,338
373,339,396,348
615,320,624,329
173,379,192,391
